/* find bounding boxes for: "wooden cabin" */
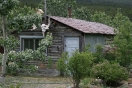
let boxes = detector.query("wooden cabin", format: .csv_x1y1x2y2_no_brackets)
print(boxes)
19,16,115,62
17,16,115,76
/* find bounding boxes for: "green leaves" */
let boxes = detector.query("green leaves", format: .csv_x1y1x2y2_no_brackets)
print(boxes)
0,36,19,51
0,0,19,16
73,7,91,20
39,0,77,17
91,60,129,82
6,33,53,75
90,10,132,68
7,6,42,32
38,32,53,52
90,11,112,25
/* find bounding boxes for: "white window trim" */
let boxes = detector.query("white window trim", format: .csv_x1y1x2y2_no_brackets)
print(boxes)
20,36,44,51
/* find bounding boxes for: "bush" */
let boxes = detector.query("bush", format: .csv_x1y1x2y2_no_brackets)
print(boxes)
68,50,94,88
56,52,69,76
103,46,120,63
94,44,104,63
6,50,40,75
91,60,129,86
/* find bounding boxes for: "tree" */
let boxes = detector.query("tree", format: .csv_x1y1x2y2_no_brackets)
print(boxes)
0,0,42,82
90,10,132,68
91,60,128,87
38,0,91,20
0,0,19,79
57,47,94,88
68,50,94,88
90,11,112,26
39,0,77,17
113,12,132,68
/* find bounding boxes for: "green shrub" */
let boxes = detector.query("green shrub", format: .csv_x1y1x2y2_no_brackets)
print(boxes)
68,50,94,88
94,44,104,63
56,52,69,76
103,46,120,63
7,62,18,75
91,60,128,84
80,78,94,88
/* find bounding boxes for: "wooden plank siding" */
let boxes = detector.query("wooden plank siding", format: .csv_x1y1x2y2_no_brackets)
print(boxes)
48,21,84,62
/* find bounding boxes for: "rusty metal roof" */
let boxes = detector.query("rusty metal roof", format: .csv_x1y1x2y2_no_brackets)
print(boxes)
50,16,115,35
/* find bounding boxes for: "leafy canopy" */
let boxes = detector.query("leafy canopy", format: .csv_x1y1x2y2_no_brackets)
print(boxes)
91,10,132,68
0,0,19,16
7,5,42,32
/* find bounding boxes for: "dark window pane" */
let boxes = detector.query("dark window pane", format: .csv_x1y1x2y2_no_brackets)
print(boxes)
29,39,34,50
24,39,29,50
23,38,42,50
35,39,40,50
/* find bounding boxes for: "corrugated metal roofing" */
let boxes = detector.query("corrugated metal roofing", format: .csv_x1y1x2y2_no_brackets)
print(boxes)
50,16,115,35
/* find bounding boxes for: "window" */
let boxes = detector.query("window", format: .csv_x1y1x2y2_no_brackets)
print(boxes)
20,36,44,51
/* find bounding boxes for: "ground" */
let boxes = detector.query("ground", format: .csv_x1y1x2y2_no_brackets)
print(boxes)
4,76,73,88
3,76,132,88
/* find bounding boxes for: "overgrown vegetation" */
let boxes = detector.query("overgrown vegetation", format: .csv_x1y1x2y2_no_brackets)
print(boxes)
57,44,129,88
0,0,49,83
57,49,95,88
91,61,128,86
0,0,132,88
19,0,132,21
0,33,52,76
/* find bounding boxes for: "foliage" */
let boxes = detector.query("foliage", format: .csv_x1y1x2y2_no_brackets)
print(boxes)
6,50,39,75
91,60,129,84
94,44,104,63
39,0,92,21
7,5,42,32
19,0,41,7
113,13,132,68
103,46,120,63
47,57,52,68
7,62,18,75
0,0,44,77
39,0,77,17
38,32,52,52
19,0,132,21
0,83,20,88
56,52,69,76
68,50,94,88
0,0,19,16
6,33,52,75
110,11,132,67
0,36,19,52
90,11,112,25
80,77,94,88
91,10,132,68
73,7,91,21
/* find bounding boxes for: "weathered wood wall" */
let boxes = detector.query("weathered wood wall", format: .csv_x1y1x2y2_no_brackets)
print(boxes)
48,21,84,62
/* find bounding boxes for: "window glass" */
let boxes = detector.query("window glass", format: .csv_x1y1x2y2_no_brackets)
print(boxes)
24,39,29,50
30,39,34,50
35,39,40,50
22,38,42,50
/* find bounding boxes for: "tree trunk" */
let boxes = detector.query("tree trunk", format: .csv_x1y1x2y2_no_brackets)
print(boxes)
74,80,80,88
0,16,8,84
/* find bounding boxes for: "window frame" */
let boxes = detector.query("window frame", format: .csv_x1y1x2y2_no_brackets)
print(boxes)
20,36,44,51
